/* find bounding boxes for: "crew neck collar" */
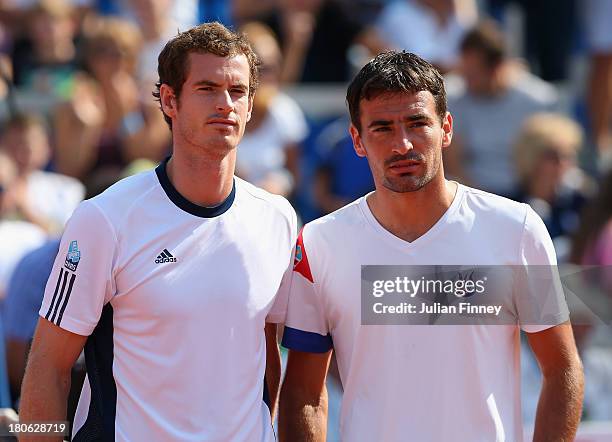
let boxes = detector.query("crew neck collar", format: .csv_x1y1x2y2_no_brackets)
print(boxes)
155,157,235,218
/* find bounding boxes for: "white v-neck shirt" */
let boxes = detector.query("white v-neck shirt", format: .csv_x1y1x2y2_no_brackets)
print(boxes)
282,183,568,442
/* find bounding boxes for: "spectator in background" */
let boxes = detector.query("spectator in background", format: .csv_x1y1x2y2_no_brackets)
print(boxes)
445,20,558,196
127,0,181,86
10,0,79,102
2,157,152,411
584,0,612,169
311,117,374,215
572,170,612,269
97,0,225,84
566,169,612,421
375,0,477,73
511,113,593,261
233,0,276,23
0,318,17,430
238,22,307,197
53,17,170,187
3,238,59,406
254,0,385,83
0,151,46,300
0,113,84,233
92,0,200,31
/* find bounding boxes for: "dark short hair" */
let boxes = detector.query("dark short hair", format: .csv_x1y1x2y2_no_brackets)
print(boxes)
153,22,260,128
346,51,447,132
460,20,507,68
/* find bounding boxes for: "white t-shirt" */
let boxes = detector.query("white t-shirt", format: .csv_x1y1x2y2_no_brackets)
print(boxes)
237,93,308,184
282,184,568,442
39,158,297,441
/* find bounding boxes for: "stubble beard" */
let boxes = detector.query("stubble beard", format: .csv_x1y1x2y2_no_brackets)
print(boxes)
203,135,237,156
178,120,239,158
382,154,441,193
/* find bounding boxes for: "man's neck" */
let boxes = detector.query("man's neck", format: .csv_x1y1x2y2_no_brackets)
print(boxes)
367,178,457,243
166,148,235,207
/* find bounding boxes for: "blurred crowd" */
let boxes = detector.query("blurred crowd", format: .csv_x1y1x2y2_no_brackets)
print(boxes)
0,0,611,435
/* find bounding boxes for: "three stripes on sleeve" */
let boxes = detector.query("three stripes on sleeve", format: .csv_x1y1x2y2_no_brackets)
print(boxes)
45,268,76,326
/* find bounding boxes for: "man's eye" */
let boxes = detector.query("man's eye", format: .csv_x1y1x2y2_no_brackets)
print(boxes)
411,122,427,128
198,87,213,91
373,127,390,132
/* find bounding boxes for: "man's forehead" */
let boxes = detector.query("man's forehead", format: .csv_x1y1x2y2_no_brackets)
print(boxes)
185,52,250,81
361,91,436,116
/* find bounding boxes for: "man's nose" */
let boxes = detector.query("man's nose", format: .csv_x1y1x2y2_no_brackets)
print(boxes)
391,127,413,155
215,90,234,112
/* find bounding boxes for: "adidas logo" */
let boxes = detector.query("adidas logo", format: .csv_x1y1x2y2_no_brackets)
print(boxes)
155,249,177,264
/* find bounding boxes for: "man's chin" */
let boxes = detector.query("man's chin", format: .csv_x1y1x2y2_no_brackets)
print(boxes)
200,135,239,152
382,176,430,193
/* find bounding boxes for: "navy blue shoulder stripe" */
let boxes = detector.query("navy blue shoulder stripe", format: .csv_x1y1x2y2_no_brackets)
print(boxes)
56,273,76,326
282,327,333,353
45,268,65,320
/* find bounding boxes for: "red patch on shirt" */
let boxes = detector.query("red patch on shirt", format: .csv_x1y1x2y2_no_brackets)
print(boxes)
293,228,314,283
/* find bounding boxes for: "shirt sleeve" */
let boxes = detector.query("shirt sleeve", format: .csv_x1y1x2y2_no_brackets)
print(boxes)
516,205,570,333
266,203,298,324
38,200,116,336
281,226,333,353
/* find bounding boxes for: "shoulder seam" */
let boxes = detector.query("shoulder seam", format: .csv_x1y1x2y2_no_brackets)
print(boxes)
238,181,294,216
87,199,119,246
115,175,162,231
86,199,119,299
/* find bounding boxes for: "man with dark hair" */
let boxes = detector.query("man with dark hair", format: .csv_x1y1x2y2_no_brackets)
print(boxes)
0,113,84,233
19,22,296,441
278,51,583,441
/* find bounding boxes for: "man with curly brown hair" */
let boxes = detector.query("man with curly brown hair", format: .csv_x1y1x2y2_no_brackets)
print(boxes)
19,22,296,441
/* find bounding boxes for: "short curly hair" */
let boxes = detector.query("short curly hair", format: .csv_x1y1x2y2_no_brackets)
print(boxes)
153,22,260,129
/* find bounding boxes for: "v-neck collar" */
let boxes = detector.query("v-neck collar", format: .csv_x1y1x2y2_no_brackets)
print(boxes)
358,183,465,250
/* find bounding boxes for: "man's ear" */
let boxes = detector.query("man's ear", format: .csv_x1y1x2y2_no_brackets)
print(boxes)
350,124,367,157
441,112,453,148
159,84,177,120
